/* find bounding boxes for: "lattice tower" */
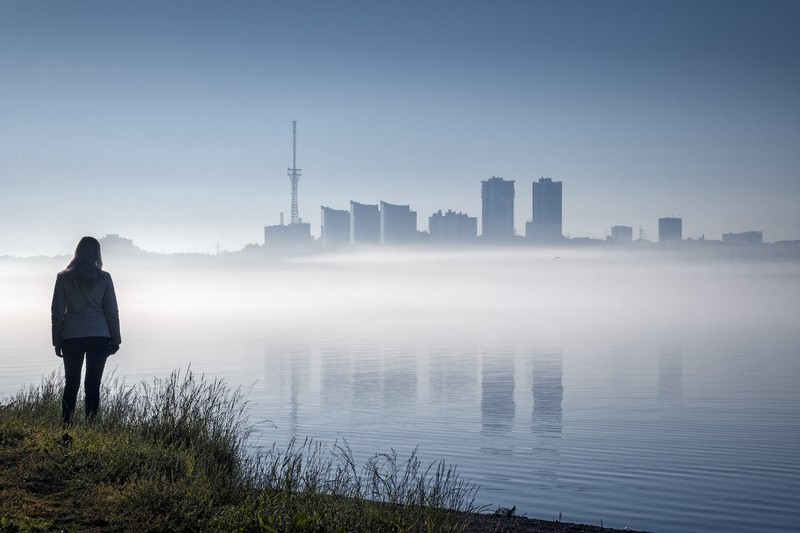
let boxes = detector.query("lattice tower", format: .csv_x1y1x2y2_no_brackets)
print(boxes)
287,120,302,224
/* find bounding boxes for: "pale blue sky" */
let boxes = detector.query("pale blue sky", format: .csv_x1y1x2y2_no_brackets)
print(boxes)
1,0,798,255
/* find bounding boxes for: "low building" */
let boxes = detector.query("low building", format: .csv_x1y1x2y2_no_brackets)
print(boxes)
429,210,478,243
610,225,633,243
722,231,763,245
264,222,311,249
99,234,145,255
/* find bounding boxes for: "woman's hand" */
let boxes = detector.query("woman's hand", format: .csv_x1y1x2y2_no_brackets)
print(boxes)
54,345,63,358
109,344,120,355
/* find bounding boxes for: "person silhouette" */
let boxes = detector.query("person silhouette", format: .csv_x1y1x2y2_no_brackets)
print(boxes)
51,236,121,425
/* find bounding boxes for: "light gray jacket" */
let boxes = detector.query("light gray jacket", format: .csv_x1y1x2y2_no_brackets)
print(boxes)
51,270,122,346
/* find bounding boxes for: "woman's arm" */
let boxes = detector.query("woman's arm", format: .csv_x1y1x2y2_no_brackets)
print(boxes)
102,273,122,347
51,273,65,355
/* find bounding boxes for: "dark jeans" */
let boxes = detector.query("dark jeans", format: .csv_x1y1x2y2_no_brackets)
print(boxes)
61,336,111,425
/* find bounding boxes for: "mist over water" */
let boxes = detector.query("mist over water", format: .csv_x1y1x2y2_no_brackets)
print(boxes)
2,248,799,532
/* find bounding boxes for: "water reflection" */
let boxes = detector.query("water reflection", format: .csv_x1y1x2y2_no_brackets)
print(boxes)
264,340,311,435
321,346,352,431
658,343,683,404
481,348,515,455
528,349,563,483
351,345,380,418
531,350,563,441
381,343,417,411
428,344,478,404
321,347,351,406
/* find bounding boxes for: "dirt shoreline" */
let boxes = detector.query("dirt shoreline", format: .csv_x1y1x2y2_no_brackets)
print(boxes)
463,511,650,532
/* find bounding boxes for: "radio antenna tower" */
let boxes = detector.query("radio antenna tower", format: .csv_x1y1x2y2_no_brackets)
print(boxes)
287,120,302,224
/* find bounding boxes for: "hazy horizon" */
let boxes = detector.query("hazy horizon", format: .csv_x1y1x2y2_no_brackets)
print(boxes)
2,238,799,532
2,1,799,256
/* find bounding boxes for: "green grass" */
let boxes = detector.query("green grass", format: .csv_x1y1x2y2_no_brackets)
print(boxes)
0,369,480,532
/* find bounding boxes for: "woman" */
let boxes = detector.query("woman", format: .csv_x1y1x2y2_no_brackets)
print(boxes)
51,236,121,425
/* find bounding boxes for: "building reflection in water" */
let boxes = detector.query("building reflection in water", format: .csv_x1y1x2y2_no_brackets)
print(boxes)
658,342,683,404
531,350,563,442
481,348,516,453
264,340,311,436
321,346,352,419
531,351,564,439
428,344,479,405
381,343,417,411
529,349,563,483
351,345,381,417
342,342,419,426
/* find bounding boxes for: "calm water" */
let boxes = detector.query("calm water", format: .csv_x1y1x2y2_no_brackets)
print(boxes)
2,249,799,532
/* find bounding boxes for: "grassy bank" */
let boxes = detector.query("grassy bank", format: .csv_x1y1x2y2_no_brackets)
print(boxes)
0,369,480,532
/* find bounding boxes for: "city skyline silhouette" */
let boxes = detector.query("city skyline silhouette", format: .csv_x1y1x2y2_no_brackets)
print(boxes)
1,1,798,256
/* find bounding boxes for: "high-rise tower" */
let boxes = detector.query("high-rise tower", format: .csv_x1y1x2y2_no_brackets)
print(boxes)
481,176,515,240
528,177,563,243
287,120,302,224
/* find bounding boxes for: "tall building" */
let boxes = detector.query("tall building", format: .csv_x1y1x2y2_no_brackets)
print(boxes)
428,210,478,243
380,201,417,245
350,201,380,244
658,217,682,243
481,176,515,241
610,225,633,243
528,177,563,243
321,206,350,248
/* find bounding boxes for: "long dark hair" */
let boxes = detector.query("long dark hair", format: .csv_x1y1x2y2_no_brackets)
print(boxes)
64,236,104,289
